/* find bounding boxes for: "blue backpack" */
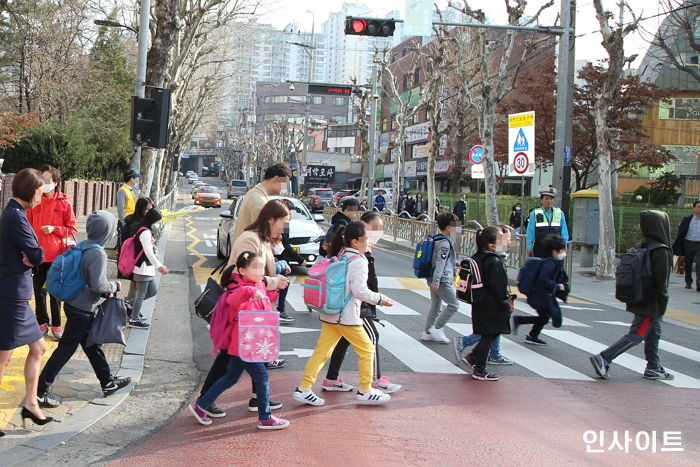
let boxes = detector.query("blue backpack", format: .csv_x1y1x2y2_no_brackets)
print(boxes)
413,234,448,278
47,242,102,302
303,253,362,314
516,257,544,296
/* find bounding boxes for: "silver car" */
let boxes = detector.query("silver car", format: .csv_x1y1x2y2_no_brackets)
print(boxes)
216,195,325,265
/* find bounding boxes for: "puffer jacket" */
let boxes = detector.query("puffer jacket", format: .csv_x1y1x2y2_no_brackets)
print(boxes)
628,210,672,320
470,251,511,335
26,191,78,262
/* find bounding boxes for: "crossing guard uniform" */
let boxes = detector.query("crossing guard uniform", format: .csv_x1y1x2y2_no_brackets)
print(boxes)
526,206,569,258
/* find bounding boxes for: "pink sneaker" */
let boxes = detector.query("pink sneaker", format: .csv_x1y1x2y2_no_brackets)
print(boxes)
321,378,354,391
257,415,290,430
372,376,402,394
188,401,212,425
39,324,49,337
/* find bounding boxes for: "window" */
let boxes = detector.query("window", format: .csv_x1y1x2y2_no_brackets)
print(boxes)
658,98,700,120
402,74,409,91
414,67,421,86
312,96,324,104
334,97,347,106
402,47,408,57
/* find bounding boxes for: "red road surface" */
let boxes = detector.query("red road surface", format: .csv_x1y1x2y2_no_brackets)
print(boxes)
110,372,699,466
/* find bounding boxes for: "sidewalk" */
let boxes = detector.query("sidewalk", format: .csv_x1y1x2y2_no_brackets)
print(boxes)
372,232,700,330
0,208,172,465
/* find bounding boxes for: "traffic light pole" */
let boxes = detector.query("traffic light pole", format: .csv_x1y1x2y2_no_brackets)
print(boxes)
131,0,151,173
367,65,379,211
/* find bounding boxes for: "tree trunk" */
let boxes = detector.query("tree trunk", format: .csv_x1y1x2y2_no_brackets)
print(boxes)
481,112,499,225
594,98,616,279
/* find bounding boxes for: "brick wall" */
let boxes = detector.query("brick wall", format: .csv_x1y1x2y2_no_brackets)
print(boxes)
0,174,119,216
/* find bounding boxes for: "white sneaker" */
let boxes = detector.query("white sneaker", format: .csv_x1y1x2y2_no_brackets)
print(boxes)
430,326,450,344
356,388,390,405
420,331,434,341
292,388,325,406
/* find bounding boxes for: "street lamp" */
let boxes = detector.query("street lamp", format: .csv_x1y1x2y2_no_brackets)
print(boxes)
94,0,150,172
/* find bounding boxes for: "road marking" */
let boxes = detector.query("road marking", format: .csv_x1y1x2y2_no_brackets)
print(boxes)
408,289,471,317
396,277,429,290
542,330,700,389
279,326,319,335
561,305,604,311
513,301,590,328
658,341,700,363
447,323,593,381
285,284,310,313
377,301,420,316
378,322,465,374
377,277,405,289
595,320,630,327
202,233,217,239
204,240,213,248
279,348,314,358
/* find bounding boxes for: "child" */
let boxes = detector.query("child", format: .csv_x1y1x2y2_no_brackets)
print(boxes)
322,212,402,394
511,234,570,346
129,208,169,328
463,226,512,381
421,212,460,344
293,221,395,406
190,251,289,430
453,225,514,366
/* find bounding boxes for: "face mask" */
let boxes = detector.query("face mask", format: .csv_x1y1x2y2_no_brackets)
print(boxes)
152,223,161,233
42,183,56,193
367,230,383,245
556,252,567,261
496,244,507,253
515,206,521,211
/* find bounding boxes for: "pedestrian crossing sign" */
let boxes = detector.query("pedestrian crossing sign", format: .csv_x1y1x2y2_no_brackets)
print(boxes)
513,128,529,152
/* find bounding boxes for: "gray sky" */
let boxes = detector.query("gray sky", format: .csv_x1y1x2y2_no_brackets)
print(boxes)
257,0,671,67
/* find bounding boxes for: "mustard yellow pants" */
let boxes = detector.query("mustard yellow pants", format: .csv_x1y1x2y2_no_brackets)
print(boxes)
299,321,375,393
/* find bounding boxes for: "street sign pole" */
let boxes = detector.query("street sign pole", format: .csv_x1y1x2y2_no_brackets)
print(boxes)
367,65,379,211
520,175,525,233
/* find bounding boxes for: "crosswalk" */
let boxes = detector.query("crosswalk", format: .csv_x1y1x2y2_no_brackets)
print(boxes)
277,275,700,389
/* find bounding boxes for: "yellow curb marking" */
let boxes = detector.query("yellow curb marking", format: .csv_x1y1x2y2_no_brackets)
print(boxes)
666,308,700,327
396,277,429,290
186,217,214,286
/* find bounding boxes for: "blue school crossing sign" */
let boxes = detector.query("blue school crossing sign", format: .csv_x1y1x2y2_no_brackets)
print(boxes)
513,128,529,152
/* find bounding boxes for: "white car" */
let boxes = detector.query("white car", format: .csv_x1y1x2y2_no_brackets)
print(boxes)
354,188,394,204
216,195,325,265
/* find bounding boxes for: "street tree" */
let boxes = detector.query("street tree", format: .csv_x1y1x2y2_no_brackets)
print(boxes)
571,63,674,191
351,79,371,200
591,0,641,279
449,0,554,225
0,111,39,150
375,45,421,211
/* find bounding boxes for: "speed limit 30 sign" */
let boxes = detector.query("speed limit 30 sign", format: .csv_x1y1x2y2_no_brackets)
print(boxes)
513,152,529,175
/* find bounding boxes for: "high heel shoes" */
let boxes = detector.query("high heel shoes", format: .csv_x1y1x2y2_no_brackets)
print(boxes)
21,407,53,428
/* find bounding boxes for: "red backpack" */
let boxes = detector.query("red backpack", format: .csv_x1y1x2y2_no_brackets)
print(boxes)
117,227,148,275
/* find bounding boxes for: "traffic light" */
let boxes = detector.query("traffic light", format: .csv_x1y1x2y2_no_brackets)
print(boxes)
131,86,171,149
344,17,396,37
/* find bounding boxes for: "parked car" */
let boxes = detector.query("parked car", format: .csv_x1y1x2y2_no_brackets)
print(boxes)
193,185,221,208
302,187,335,212
227,179,248,199
187,174,199,184
217,195,324,263
354,188,394,205
333,189,357,204
191,181,207,197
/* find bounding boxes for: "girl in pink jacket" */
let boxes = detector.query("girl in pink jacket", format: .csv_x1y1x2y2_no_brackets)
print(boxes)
190,251,289,430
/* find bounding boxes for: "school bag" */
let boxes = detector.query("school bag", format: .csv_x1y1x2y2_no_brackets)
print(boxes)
320,219,348,257
517,257,545,296
46,242,103,302
303,253,362,314
238,300,279,363
413,234,449,278
455,255,485,304
117,227,148,275
615,242,665,305
209,289,274,356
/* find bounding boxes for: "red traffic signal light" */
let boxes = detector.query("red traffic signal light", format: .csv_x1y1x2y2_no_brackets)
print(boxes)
344,17,396,37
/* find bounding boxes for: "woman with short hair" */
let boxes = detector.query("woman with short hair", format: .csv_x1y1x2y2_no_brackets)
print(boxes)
0,168,54,434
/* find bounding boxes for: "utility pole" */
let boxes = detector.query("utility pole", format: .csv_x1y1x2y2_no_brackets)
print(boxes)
367,65,379,211
131,0,151,173
552,0,576,217
300,15,315,194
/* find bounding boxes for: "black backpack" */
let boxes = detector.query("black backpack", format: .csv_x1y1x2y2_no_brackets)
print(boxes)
319,219,348,257
615,242,666,305
456,255,485,304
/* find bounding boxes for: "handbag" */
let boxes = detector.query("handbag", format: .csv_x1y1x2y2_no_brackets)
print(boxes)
674,256,685,275
87,297,128,347
238,297,279,363
194,260,227,322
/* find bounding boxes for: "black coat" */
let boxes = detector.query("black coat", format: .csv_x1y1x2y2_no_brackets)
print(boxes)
470,251,511,335
277,232,305,264
672,215,693,256
453,200,466,221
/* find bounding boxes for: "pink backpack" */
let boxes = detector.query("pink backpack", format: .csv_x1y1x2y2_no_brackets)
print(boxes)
303,254,361,314
118,227,147,275
238,298,279,363
208,290,234,355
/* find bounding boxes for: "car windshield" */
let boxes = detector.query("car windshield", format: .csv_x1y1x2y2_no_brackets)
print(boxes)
276,198,311,221
230,181,247,187
315,190,333,197
198,187,218,193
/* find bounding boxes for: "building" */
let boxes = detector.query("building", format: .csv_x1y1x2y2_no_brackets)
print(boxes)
623,1,700,200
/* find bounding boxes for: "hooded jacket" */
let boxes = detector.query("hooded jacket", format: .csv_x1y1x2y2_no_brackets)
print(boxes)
628,210,672,319
26,191,78,262
68,210,119,312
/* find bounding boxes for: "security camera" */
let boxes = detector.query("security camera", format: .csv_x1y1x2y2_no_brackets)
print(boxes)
289,83,295,91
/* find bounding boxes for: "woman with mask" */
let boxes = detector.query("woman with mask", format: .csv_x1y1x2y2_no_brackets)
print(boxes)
27,165,78,341
414,192,425,217
320,212,402,394
509,203,523,233
129,208,169,328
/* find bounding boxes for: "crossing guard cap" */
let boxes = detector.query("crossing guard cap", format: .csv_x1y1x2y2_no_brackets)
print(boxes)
539,186,557,198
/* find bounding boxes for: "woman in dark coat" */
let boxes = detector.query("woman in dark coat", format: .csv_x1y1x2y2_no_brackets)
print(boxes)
0,168,54,434
465,226,512,381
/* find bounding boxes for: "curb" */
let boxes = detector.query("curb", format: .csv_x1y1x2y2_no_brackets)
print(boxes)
2,225,172,466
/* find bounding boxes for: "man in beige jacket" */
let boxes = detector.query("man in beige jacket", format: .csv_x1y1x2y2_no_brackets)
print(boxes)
233,163,291,240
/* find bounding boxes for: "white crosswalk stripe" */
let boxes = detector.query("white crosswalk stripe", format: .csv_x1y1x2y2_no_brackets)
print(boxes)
280,276,700,388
